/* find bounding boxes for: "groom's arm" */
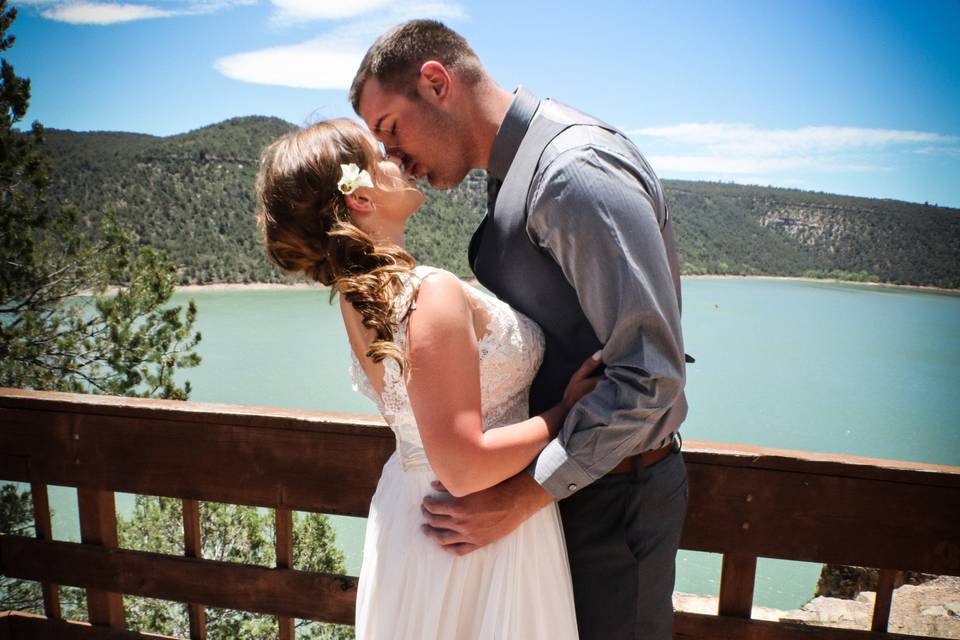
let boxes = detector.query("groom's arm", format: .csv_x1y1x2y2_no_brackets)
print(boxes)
420,133,686,555
524,136,687,500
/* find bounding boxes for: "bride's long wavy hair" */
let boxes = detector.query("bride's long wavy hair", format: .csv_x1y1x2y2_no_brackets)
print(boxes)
255,119,416,372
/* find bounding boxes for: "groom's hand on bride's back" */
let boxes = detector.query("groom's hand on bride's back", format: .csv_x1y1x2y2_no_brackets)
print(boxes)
421,473,553,555
561,350,604,418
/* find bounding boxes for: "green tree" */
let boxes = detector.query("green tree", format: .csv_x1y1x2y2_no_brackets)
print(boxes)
0,484,42,614
0,0,200,399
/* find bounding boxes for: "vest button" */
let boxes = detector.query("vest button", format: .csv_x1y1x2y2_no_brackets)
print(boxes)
568,483,578,492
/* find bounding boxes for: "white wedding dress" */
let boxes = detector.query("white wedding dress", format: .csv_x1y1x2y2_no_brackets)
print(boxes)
350,266,579,640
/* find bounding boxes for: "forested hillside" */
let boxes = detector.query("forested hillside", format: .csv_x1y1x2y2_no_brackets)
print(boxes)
42,117,960,289
667,181,960,288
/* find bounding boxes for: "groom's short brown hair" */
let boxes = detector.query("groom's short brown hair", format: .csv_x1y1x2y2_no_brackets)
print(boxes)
349,20,485,113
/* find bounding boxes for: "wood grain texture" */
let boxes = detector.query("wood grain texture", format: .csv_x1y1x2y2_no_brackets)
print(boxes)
718,553,757,618
0,610,178,639
0,403,394,517
871,569,899,632
673,611,928,639
0,610,932,640
275,508,294,640
77,489,125,629
0,535,358,625
681,460,960,573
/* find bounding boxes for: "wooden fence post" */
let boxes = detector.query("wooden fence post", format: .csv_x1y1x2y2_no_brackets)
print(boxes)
718,552,757,618
77,488,125,629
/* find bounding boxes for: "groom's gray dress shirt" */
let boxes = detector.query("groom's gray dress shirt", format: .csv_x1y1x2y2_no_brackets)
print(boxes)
477,88,688,500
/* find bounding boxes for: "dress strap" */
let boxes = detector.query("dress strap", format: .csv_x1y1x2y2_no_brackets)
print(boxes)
408,266,444,311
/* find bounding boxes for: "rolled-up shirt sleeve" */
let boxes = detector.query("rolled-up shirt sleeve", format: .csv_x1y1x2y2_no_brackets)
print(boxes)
526,143,687,500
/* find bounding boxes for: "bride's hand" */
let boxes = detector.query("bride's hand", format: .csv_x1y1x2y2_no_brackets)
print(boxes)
562,350,603,413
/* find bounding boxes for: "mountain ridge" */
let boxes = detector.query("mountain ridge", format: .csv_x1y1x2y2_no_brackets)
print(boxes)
38,116,960,289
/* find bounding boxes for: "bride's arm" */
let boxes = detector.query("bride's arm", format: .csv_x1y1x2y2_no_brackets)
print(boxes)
405,271,591,498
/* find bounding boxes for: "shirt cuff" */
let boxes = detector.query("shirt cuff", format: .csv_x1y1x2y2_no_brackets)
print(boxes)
531,438,595,500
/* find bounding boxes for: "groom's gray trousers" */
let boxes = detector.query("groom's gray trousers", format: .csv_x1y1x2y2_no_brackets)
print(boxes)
470,87,690,640
559,448,688,639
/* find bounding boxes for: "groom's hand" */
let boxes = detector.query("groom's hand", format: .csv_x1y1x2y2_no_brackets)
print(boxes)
421,472,553,555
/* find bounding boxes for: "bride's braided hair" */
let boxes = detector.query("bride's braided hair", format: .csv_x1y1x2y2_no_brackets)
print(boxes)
255,119,415,372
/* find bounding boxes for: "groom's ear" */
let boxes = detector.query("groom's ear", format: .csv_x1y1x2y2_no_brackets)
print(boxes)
417,61,451,104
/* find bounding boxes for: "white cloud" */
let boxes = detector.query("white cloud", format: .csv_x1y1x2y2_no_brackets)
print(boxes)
266,0,465,27
215,2,466,90
647,154,883,175
913,145,960,157
268,0,392,23
41,2,173,24
630,123,955,157
29,0,253,25
630,122,958,177
215,36,363,90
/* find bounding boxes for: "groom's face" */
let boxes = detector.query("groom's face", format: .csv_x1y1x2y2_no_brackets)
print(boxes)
358,77,471,190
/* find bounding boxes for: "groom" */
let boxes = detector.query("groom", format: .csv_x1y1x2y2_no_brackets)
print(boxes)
350,20,690,640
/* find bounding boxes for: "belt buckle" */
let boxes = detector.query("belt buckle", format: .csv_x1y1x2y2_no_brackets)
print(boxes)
627,433,681,474
671,431,682,454
642,433,679,470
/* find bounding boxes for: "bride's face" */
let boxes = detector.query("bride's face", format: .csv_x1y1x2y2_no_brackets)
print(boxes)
373,155,426,217
364,136,426,224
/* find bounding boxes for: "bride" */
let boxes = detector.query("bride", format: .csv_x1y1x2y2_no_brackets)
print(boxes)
255,118,596,639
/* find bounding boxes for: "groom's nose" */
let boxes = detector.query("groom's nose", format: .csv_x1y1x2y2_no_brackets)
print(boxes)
392,151,410,171
384,142,405,160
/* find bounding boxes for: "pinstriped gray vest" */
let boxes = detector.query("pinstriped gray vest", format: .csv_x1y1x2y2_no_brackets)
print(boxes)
469,91,686,423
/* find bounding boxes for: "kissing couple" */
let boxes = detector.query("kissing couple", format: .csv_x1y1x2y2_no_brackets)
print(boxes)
256,19,690,640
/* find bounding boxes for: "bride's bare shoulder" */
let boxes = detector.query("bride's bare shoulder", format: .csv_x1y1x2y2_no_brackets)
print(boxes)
413,269,468,312
407,270,473,344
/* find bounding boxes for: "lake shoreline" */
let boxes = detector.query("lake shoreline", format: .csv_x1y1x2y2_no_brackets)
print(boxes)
165,275,959,296
681,274,960,295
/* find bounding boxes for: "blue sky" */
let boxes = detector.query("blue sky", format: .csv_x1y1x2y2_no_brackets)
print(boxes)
8,0,960,207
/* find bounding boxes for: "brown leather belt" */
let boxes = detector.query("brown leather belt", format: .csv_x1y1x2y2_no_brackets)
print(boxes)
608,440,674,475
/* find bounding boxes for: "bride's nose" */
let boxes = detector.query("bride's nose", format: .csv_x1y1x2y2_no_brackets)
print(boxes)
385,155,412,176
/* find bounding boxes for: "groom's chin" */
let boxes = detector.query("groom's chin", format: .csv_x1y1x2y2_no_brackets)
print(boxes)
426,170,469,191
428,178,456,190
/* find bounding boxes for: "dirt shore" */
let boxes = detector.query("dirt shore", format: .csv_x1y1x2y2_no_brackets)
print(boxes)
674,576,960,637
165,275,957,295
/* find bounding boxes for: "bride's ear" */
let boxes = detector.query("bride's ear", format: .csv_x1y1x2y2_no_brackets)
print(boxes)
344,190,376,216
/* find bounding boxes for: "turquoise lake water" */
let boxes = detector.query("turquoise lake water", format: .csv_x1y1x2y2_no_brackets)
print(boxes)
24,278,960,611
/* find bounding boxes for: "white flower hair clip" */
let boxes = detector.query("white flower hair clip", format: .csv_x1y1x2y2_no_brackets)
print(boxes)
338,163,374,195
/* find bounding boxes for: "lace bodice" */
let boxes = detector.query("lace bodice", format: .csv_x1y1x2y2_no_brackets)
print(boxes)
349,266,545,471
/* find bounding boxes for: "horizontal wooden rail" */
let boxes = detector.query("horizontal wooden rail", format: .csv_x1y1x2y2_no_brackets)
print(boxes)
1,388,957,573
672,612,927,639
0,535,357,625
2,387,959,640
0,609,929,640
0,389,392,517
1,610,179,639
681,446,960,573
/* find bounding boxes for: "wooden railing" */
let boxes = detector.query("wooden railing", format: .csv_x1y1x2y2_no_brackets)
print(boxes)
0,387,958,639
